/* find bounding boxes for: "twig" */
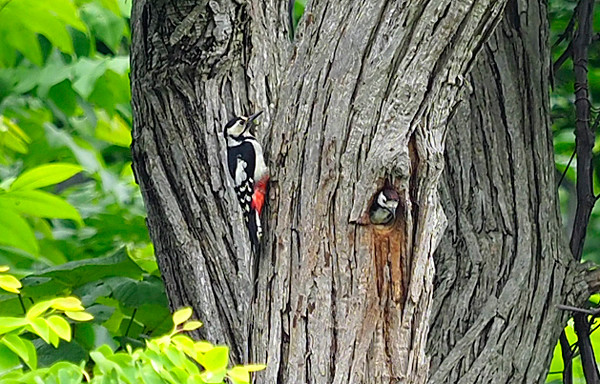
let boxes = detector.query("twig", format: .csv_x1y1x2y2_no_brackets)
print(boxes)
558,304,600,316
558,150,576,188
560,330,574,384
17,294,26,315
575,313,600,383
554,42,573,74
553,10,577,48
125,308,138,337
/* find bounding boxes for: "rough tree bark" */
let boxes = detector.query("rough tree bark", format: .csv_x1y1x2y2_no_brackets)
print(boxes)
428,1,587,383
126,0,567,383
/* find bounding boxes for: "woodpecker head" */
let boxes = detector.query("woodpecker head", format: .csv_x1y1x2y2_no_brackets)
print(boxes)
224,111,263,138
369,188,399,225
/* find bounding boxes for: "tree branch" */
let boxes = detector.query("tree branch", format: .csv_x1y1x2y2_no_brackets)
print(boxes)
560,330,574,384
569,0,596,262
567,0,598,382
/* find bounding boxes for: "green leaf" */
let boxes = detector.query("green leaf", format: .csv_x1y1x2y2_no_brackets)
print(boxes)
243,364,266,372
0,190,82,223
27,301,54,319
200,345,229,372
0,209,38,255
1,0,75,54
194,341,214,354
0,116,31,154
0,317,28,335
71,58,108,99
0,17,42,66
96,112,131,147
172,335,196,358
182,321,202,332
39,0,87,31
0,334,36,369
0,274,21,294
21,248,144,297
29,318,51,344
46,316,71,342
172,307,192,326
64,311,93,322
80,2,126,52
0,342,22,374
227,366,250,384
10,163,83,191
50,297,84,312
126,243,158,274
110,276,168,308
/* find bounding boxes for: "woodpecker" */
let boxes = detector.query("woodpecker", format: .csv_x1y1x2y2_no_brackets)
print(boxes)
224,111,269,249
369,188,399,225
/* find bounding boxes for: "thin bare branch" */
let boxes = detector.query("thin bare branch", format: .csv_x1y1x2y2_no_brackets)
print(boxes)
560,330,574,384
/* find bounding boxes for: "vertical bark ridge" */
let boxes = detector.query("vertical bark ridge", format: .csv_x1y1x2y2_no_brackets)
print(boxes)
428,1,585,383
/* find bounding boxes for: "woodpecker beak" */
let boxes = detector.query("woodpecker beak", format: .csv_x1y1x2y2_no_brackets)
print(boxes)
247,110,263,125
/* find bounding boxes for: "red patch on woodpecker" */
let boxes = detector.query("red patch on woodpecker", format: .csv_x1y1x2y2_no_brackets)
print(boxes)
251,176,269,215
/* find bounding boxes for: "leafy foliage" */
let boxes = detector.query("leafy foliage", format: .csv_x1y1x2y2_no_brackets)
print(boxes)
0,0,189,379
0,269,264,384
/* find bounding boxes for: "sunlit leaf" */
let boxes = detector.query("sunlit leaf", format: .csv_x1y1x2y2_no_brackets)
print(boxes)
80,2,126,52
47,315,72,342
0,190,82,223
182,321,202,332
96,111,131,147
1,334,36,369
29,317,51,344
10,163,83,191
172,307,193,326
0,274,21,293
0,208,37,254
64,311,94,322
0,116,31,154
50,297,85,312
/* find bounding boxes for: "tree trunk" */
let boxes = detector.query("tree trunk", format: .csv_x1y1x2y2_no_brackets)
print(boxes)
129,0,539,383
427,1,586,383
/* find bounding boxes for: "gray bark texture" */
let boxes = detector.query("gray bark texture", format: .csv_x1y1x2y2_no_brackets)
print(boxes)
427,1,586,383
129,0,586,383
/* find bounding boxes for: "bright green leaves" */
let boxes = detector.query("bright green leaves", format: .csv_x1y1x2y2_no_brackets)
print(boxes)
0,267,21,294
80,1,126,53
0,116,30,155
96,112,131,147
0,190,82,221
0,268,92,377
0,163,83,255
0,268,265,383
0,0,85,66
9,163,82,191
228,364,268,384
0,208,38,254
1,333,37,370
290,0,306,39
172,307,193,326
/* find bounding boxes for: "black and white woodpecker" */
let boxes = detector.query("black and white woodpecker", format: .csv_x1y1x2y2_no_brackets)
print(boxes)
224,111,269,249
369,188,400,225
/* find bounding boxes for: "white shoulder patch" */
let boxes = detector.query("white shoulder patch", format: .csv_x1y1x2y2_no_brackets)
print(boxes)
235,158,248,186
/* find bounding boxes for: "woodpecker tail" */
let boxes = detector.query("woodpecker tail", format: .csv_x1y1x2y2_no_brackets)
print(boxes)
247,210,261,251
